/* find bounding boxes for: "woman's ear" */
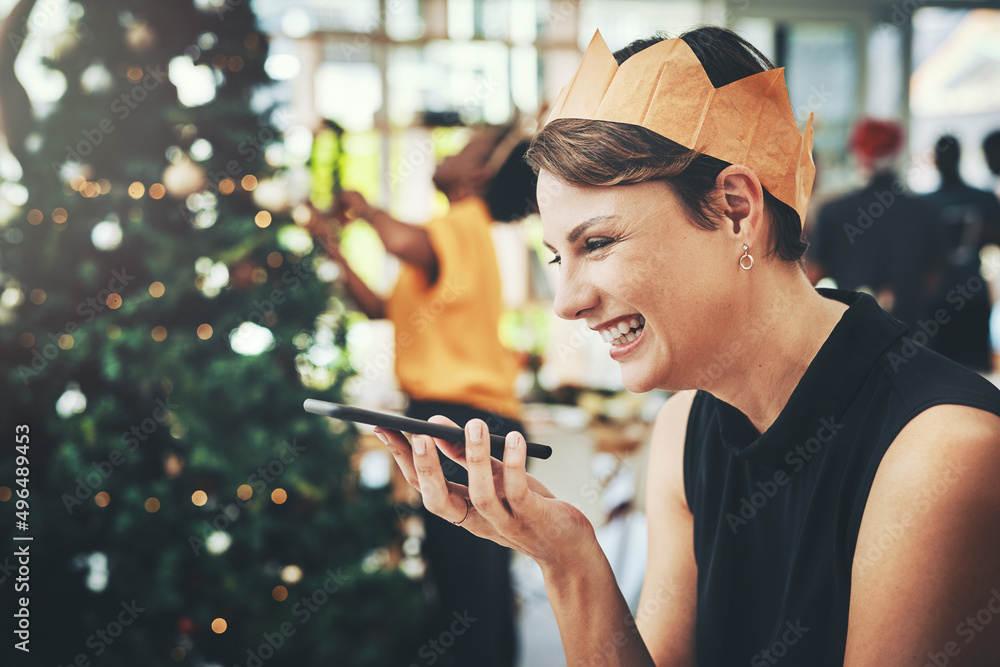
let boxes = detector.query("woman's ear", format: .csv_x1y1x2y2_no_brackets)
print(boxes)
716,165,765,238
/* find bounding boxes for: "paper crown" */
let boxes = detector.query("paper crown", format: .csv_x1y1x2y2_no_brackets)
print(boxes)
545,31,816,223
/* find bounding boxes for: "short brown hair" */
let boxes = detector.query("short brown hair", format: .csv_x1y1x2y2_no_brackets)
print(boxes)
526,27,808,263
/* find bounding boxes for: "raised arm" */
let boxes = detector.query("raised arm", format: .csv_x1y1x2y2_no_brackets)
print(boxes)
307,208,385,320
339,190,440,286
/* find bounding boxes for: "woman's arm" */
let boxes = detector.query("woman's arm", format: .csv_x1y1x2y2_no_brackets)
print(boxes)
340,191,439,286
307,208,386,319
522,389,700,665
636,391,699,665
376,411,701,666
335,255,386,320
845,404,1000,665
542,541,657,666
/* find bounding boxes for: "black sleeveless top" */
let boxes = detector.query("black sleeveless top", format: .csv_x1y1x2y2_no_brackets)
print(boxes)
682,288,1000,665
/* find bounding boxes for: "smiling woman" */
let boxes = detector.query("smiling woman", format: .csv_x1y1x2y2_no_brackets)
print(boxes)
376,25,1000,667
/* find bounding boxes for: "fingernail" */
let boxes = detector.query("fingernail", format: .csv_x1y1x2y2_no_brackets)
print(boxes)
373,429,388,445
413,435,426,455
469,421,484,444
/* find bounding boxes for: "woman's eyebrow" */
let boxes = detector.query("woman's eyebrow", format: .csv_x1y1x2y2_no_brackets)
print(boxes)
542,214,618,251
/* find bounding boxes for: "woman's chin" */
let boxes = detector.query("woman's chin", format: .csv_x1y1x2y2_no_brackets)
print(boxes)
620,369,660,394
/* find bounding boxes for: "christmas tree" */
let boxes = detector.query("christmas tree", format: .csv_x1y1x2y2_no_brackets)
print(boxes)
0,1,423,664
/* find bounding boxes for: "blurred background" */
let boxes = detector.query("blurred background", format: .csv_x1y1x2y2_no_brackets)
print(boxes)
0,1,998,666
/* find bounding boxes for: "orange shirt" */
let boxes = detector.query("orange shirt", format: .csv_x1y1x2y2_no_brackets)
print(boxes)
385,197,520,418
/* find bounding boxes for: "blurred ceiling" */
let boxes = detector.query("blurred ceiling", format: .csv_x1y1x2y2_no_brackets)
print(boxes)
731,0,1000,21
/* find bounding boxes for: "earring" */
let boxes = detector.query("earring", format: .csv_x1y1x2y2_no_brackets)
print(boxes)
740,244,754,270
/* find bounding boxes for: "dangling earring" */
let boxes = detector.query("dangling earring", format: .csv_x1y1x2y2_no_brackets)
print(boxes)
740,244,754,270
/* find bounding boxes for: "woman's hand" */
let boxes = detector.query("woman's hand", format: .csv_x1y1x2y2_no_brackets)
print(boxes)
376,416,594,567
305,204,344,260
337,190,372,221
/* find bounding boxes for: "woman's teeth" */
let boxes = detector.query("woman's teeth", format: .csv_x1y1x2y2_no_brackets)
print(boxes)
601,315,645,346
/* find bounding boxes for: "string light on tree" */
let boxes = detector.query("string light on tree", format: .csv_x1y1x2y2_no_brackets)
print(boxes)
280,565,302,584
162,157,207,199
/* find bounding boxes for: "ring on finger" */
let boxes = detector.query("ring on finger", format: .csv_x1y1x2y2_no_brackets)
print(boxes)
452,497,472,526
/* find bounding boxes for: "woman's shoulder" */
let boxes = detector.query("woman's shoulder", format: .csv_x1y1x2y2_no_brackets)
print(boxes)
872,336,1000,426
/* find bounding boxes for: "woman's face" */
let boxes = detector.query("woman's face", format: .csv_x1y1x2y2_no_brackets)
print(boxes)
538,170,741,392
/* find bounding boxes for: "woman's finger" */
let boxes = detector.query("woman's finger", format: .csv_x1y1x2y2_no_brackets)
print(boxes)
426,415,508,478
425,414,471,467
502,431,533,516
412,434,470,524
464,419,507,522
374,428,420,490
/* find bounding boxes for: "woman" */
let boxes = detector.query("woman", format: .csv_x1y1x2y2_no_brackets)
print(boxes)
311,127,536,667
376,27,1000,666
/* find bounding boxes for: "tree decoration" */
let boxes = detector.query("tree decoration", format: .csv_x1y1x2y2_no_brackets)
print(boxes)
0,2,425,664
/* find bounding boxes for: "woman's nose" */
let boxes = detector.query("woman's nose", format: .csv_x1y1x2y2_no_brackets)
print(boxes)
552,265,598,321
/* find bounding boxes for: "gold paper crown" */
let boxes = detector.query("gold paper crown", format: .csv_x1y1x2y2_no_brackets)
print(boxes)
545,31,816,223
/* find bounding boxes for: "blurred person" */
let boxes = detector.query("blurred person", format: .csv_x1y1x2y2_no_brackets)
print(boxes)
373,27,1000,665
985,130,1000,194
309,127,537,667
922,135,1000,372
805,118,944,332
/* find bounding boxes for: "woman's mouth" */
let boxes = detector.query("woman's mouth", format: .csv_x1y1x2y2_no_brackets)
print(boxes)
600,315,645,347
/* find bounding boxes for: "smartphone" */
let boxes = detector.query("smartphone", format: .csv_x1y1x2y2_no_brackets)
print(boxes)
303,399,552,460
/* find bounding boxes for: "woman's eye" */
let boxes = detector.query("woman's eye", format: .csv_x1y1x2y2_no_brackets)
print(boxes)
547,255,561,265
585,237,613,252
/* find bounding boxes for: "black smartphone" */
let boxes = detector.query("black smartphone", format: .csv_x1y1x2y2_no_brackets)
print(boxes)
303,399,552,460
